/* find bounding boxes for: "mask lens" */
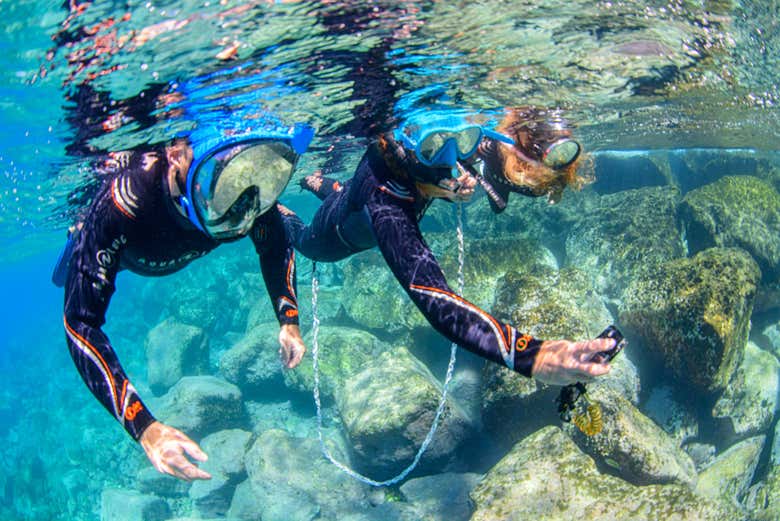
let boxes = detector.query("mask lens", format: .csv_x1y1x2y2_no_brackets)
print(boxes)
192,141,297,236
542,139,580,169
417,127,483,165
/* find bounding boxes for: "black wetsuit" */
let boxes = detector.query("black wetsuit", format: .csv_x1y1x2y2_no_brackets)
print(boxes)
282,144,542,377
63,146,298,441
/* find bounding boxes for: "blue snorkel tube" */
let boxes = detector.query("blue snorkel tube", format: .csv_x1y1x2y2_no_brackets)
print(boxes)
180,120,314,235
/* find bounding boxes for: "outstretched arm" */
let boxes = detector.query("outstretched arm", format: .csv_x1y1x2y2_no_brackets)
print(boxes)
251,206,306,369
365,188,612,383
64,193,210,481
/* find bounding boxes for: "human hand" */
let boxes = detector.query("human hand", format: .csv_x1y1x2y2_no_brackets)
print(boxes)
140,421,211,481
278,323,306,369
531,337,614,386
449,171,477,202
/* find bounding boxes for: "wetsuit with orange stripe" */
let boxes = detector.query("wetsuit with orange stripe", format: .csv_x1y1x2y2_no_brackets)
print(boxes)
282,143,542,376
63,146,298,441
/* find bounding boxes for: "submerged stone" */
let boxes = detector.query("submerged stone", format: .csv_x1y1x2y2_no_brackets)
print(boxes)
712,341,779,438
565,386,697,488
145,318,208,396
156,376,245,440
620,247,760,394
695,436,765,508
335,346,471,477
100,489,170,521
219,322,283,395
644,385,698,444
565,186,684,298
469,426,743,521
399,472,482,521
680,175,780,280
283,325,387,400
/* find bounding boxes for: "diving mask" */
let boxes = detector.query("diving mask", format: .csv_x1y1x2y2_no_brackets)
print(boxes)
182,123,314,238
541,138,581,170
394,111,513,168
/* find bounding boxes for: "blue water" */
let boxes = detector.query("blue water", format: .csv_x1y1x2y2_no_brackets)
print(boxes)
3,1,780,520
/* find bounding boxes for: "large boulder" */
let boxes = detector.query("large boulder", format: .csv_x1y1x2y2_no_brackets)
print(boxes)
283,326,388,400
565,386,697,487
145,318,208,395
620,247,760,394
564,186,685,298
230,429,367,520
643,385,698,444
399,472,482,521
680,175,780,280
335,346,472,477
712,341,780,439
695,436,765,508
340,250,427,334
100,489,170,521
219,322,284,396
189,429,255,518
469,426,744,521
156,376,245,439
481,263,625,450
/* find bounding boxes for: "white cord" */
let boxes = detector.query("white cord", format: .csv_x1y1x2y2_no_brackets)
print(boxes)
310,203,465,486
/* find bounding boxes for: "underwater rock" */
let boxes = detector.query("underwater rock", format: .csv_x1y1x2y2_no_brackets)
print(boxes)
565,186,684,299
189,473,234,519
399,472,482,521
135,467,189,498
228,479,319,521
283,325,388,400
481,263,627,449
492,265,614,342
620,247,760,395
680,175,780,280
758,319,780,359
145,318,208,395
335,346,472,476
169,286,221,331
340,250,427,334
694,435,765,507
219,322,284,395
437,234,559,311
565,386,697,488
156,376,245,440
712,341,779,439
239,429,366,520
751,464,780,521
644,385,698,444
100,489,170,521
671,149,760,196
591,151,670,195
684,442,717,472
469,426,742,521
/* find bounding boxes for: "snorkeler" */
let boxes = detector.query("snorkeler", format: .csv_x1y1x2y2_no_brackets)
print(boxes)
282,109,615,384
57,119,314,481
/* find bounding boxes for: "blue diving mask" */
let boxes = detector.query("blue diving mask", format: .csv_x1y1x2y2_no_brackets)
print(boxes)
394,111,514,168
182,123,314,239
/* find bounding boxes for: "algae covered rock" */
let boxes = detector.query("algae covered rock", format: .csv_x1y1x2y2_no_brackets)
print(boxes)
644,385,698,444
438,235,558,310
219,322,283,394
469,426,743,521
399,472,482,521
565,186,684,298
145,318,208,395
283,325,387,400
491,265,614,340
156,376,245,439
565,386,697,487
680,175,780,279
237,429,365,520
341,250,427,333
712,341,780,438
620,247,760,394
695,436,765,507
335,346,471,477
100,489,170,521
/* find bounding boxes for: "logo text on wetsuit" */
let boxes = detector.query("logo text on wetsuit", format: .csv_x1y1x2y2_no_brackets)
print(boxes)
94,235,127,291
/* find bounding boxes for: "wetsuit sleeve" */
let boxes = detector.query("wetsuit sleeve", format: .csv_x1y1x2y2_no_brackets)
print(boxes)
251,206,299,326
63,193,156,441
300,174,344,201
365,189,543,376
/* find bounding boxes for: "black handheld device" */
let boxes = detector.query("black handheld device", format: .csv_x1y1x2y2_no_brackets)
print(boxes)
591,325,625,364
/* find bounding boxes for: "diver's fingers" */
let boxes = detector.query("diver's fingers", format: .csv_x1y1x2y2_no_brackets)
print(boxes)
169,452,211,481
179,438,208,463
156,458,190,481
